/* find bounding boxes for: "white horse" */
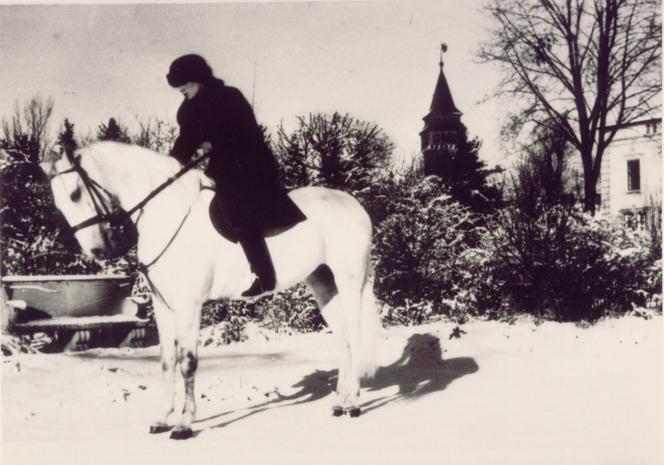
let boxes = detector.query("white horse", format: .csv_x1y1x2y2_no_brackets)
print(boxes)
44,141,380,439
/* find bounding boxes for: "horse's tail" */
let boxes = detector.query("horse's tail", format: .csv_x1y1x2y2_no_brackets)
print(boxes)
358,270,382,379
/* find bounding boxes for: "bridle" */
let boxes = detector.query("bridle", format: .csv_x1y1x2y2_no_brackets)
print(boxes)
54,151,212,262
57,159,127,234
53,150,213,313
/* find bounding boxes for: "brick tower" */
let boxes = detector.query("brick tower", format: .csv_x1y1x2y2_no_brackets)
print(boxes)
420,45,467,175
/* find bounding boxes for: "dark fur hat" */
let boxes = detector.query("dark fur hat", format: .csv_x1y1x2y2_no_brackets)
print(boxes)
166,54,213,87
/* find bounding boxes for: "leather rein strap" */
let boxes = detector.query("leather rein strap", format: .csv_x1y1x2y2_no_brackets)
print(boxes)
59,152,212,233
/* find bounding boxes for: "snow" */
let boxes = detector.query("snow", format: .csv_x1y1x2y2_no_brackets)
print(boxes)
2,316,663,465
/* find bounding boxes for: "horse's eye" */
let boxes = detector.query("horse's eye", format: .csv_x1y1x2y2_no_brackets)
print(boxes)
70,186,82,202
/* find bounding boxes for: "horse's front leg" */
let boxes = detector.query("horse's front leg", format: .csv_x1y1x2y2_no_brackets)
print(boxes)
169,302,202,440
149,300,177,434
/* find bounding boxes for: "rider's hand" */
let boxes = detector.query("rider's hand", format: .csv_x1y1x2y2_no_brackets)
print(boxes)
196,141,212,157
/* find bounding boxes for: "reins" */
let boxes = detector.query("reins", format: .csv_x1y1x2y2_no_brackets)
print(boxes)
61,152,212,232
134,201,195,314
140,203,193,269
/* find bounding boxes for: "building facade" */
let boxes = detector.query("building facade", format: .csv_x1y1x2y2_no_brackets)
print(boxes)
598,118,662,223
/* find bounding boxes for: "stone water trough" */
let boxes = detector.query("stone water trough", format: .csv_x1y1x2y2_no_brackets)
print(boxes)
1,275,150,351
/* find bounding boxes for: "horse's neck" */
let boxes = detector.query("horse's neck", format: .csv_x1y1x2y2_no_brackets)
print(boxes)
88,145,198,213
85,143,204,262
132,169,203,264
123,171,200,215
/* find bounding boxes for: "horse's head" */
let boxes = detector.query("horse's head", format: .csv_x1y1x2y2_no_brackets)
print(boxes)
43,151,138,260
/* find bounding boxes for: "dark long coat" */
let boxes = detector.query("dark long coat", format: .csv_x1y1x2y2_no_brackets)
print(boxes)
171,78,305,236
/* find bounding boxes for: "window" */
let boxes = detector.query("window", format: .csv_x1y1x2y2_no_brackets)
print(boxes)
627,159,641,191
646,122,660,134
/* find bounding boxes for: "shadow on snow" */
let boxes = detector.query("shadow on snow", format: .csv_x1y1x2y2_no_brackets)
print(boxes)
194,333,479,434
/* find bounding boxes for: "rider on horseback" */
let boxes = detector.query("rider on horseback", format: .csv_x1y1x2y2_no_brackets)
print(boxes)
166,54,306,297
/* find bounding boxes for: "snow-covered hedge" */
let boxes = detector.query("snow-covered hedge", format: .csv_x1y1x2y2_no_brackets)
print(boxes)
200,283,325,344
458,205,662,321
373,175,484,324
373,175,661,324
0,154,101,275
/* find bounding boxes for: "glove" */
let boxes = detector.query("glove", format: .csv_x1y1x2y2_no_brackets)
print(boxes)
196,141,212,157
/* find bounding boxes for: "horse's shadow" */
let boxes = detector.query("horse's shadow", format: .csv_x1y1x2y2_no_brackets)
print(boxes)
195,333,478,432
361,333,479,413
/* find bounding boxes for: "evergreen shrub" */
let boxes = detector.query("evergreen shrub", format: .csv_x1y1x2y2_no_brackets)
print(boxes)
373,175,484,324
461,205,662,321
0,154,99,275
199,284,324,345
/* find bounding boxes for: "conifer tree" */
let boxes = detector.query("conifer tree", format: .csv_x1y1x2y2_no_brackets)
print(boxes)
425,129,500,211
57,118,78,158
97,117,131,143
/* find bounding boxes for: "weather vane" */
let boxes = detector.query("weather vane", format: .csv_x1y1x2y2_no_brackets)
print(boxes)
440,43,448,67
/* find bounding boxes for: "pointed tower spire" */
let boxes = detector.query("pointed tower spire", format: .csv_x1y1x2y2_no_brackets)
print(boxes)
420,44,467,176
428,43,460,117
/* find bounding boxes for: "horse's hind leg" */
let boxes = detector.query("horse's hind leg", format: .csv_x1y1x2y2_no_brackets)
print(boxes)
336,278,364,416
149,300,177,434
329,239,374,417
307,264,365,416
304,266,347,416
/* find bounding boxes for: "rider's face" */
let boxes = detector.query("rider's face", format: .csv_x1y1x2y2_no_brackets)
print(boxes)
178,82,202,100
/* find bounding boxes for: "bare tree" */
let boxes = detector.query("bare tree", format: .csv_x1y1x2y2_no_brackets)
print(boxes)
1,95,55,163
508,124,582,220
480,0,661,213
133,116,178,153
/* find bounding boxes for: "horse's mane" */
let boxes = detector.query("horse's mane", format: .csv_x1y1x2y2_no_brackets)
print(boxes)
83,141,180,177
78,141,201,202
83,141,192,184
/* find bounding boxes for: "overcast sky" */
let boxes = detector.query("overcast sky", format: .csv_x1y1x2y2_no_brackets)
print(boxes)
0,1,505,165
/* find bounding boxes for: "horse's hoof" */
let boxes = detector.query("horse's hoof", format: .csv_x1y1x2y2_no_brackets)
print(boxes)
332,406,345,417
348,407,361,418
170,428,193,440
149,424,172,434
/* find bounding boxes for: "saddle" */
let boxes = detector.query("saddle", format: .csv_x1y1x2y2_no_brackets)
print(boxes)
206,187,307,243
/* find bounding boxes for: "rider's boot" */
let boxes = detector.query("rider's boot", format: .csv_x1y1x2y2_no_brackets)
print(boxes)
238,231,276,297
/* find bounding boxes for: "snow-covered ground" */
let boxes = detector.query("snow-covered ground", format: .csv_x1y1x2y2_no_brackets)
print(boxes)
2,316,663,465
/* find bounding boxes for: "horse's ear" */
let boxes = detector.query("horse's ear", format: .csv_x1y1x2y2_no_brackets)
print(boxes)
39,160,57,178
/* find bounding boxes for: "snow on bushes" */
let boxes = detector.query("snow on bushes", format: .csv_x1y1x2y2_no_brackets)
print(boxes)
200,284,325,345
373,174,661,324
458,205,662,321
0,153,100,276
373,175,485,324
